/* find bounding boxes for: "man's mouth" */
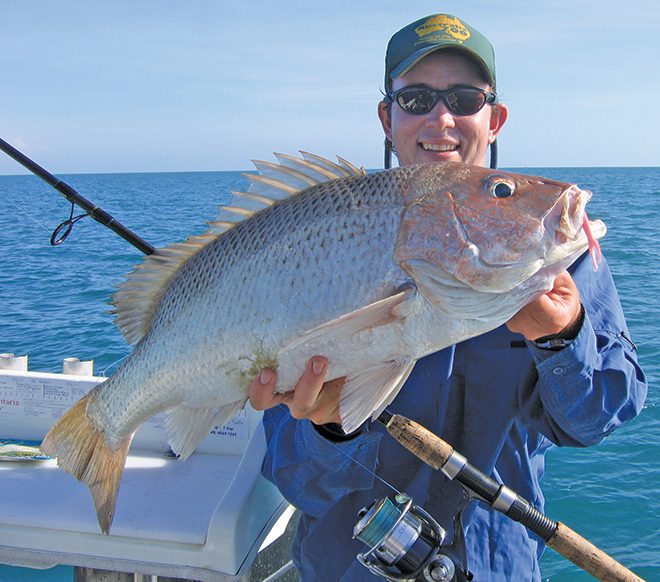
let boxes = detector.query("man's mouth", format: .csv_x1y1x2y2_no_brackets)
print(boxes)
421,143,458,152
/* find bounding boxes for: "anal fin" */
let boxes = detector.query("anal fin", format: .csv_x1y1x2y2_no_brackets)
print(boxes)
165,401,246,460
339,357,416,434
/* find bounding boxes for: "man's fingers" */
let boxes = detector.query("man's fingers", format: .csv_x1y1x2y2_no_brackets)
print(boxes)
248,357,330,413
288,357,329,418
248,356,344,425
506,271,582,339
249,368,286,410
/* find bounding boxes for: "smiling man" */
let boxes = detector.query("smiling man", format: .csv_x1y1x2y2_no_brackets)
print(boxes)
249,13,646,581
378,31,507,167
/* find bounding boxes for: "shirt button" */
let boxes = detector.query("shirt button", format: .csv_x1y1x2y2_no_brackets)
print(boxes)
552,366,565,376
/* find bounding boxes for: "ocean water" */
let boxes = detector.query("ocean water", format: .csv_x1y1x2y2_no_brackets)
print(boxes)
0,166,657,581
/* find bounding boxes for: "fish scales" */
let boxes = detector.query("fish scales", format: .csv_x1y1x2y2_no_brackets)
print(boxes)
49,167,410,502
40,155,605,533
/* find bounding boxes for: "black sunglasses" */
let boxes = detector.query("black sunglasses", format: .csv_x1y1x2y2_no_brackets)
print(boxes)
385,85,498,116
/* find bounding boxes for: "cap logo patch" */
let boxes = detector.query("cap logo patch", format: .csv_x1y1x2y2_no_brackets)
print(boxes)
415,15,470,45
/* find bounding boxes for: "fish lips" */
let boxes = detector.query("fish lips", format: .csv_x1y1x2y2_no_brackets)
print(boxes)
546,185,607,264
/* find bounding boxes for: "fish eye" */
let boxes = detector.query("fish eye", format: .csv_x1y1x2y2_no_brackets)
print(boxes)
488,178,515,199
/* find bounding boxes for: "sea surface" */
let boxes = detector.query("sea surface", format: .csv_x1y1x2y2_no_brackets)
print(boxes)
0,166,657,581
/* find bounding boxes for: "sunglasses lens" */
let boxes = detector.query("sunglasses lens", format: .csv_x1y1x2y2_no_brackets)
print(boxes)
393,87,490,116
396,88,438,115
448,89,487,115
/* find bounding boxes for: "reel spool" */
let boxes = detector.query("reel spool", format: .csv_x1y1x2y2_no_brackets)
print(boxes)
353,494,457,581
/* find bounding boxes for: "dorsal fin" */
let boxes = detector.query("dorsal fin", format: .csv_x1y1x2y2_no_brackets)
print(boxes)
336,155,365,175
209,152,365,233
111,232,219,344
111,153,365,344
300,151,366,176
273,152,346,182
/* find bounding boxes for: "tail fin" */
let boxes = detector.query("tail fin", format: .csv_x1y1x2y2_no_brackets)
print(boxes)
41,391,132,534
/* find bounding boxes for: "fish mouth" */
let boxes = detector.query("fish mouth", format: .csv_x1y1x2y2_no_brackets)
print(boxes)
556,185,593,241
544,185,606,267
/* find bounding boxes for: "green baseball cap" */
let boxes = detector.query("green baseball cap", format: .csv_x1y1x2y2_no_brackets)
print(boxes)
385,14,496,90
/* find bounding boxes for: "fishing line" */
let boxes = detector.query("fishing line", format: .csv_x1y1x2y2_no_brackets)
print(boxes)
3,193,53,233
323,434,402,496
0,137,155,254
98,353,130,378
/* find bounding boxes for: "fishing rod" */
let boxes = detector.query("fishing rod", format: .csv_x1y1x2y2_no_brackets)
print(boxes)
353,409,643,582
0,137,155,255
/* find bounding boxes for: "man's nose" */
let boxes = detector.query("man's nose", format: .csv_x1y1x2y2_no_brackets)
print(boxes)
424,101,456,128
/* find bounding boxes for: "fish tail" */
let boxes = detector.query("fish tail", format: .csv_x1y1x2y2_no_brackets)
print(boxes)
41,390,132,534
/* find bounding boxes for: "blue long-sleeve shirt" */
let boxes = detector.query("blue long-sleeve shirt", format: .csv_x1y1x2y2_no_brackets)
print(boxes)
261,253,647,581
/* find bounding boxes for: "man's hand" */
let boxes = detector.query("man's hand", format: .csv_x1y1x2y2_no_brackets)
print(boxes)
248,356,345,425
507,271,582,341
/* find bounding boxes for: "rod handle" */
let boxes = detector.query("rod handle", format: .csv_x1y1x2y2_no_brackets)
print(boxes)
381,412,453,470
381,413,644,581
548,522,643,582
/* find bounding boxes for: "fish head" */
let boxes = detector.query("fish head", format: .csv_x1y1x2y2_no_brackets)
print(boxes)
395,162,606,299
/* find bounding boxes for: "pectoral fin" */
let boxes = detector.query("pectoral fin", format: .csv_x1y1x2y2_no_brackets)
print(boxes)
277,287,419,433
281,284,419,355
339,358,416,434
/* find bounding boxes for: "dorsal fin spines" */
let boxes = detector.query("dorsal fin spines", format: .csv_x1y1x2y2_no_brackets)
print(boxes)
250,159,319,190
299,151,365,178
207,220,238,234
273,152,344,182
336,155,366,175
112,152,364,345
243,173,300,199
229,191,274,213
232,190,277,208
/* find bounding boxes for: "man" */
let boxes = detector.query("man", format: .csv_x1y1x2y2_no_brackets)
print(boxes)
249,13,647,581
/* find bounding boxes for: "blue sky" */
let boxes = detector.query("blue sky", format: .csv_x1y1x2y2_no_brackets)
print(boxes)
1,1,659,174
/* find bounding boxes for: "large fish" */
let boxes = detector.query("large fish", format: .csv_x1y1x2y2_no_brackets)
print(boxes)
41,153,605,533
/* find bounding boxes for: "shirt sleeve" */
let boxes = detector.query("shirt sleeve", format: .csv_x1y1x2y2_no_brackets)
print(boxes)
519,253,647,446
260,403,384,517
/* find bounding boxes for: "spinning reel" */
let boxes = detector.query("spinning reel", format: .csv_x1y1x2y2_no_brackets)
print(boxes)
353,493,470,582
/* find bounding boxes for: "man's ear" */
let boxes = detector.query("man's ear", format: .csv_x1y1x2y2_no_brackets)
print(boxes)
378,101,393,142
489,102,509,144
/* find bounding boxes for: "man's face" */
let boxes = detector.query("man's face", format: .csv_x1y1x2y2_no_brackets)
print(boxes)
378,50,508,167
